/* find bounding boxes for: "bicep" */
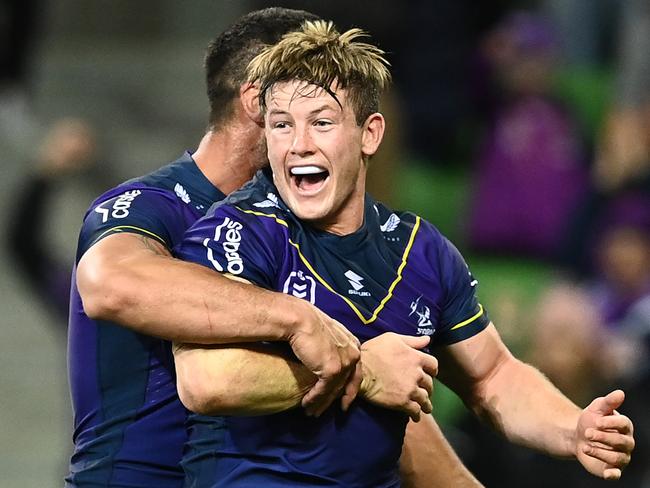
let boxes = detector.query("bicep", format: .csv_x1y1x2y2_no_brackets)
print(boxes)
77,233,169,293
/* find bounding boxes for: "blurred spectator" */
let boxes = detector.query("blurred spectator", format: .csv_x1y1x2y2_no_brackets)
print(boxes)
594,0,650,193
466,11,589,260
6,118,98,325
529,284,607,405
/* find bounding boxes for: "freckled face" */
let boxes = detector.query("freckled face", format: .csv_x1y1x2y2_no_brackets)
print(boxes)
264,80,370,234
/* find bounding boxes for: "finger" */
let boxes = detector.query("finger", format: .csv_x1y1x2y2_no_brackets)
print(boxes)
596,415,634,435
588,390,625,415
587,428,635,452
340,363,363,411
397,334,431,350
603,468,622,480
582,444,631,468
302,378,339,413
421,355,439,377
410,388,433,414
406,401,422,422
418,373,434,396
306,386,341,417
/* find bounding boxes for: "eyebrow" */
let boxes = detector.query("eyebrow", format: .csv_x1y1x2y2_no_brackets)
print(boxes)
268,104,338,118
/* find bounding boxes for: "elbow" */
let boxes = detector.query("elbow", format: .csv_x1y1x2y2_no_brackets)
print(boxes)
176,363,236,415
77,259,136,321
465,349,519,417
177,379,214,415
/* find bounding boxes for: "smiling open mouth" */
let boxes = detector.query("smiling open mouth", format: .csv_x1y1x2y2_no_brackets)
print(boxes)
290,165,329,192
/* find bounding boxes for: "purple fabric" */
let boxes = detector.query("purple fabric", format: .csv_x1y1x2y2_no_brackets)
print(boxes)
468,96,588,258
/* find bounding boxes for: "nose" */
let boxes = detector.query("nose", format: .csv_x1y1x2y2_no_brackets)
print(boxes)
290,124,315,156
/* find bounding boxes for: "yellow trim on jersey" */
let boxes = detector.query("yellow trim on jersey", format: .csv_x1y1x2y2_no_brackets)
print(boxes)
236,206,421,325
94,225,167,246
449,304,484,331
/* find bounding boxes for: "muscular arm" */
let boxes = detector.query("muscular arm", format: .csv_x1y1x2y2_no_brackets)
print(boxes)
174,331,437,418
77,232,361,409
174,342,317,415
436,323,634,479
436,323,580,456
400,415,483,488
77,232,306,344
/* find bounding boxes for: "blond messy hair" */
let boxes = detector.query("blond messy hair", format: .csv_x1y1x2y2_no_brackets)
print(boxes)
247,20,391,125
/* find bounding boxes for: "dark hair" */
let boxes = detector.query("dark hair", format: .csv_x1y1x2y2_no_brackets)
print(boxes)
204,7,320,130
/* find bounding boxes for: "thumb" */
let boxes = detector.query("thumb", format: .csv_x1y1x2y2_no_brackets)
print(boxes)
589,390,625,415
398,334,431,350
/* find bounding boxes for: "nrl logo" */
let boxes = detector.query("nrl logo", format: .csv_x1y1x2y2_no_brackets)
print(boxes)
282,270,316,304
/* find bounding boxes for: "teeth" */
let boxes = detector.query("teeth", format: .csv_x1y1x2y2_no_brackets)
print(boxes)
290,166,326,176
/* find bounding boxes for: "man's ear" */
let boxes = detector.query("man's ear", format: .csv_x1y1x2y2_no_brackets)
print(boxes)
240,82,264,126
361,113,385,158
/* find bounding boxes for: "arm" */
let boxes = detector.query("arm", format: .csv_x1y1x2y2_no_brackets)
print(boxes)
436,323,635,480
77,232,360,408
400,415,484,488
173,330,437,418
174,341,317,415
78,232,309,344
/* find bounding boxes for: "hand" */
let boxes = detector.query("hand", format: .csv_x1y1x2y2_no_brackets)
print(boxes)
355,332,438,421
576,390,635,480
288,303,361,417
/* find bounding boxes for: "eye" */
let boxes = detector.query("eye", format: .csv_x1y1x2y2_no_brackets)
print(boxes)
272,121,291,130
314,119,333,129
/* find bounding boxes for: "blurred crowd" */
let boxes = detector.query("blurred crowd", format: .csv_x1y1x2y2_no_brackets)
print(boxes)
2,0,648,486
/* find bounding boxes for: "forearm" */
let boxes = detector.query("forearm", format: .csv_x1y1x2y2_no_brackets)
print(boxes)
78,233,304,343
174,342,316,415
439,324,581,459
400,415,483,488
470,356,581,458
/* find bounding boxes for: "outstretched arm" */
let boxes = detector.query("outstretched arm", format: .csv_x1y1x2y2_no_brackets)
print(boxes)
437,323,635,480
400,415,484,488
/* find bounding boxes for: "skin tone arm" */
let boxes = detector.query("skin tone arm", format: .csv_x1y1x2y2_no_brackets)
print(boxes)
436,323,635,480
400,415,484,488
174,331,438,420
173,331,480,487
76,232,361,407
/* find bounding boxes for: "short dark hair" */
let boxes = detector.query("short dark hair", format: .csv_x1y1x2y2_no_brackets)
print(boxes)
204,7,320,130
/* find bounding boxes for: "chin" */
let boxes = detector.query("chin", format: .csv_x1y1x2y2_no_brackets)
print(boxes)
291,202,330,223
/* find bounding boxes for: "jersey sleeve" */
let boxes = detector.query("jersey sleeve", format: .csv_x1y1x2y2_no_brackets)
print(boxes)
174,204,281,290
433,233,490,345
77,187,189,261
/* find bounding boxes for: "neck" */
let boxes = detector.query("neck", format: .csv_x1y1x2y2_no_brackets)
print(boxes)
193,115,265,196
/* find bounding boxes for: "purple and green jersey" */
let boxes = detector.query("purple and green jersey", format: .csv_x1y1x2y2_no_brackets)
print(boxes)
175,169,489,488
66,152,225,487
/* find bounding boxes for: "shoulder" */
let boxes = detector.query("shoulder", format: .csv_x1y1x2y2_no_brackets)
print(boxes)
371,200,440,248
206,170,291,233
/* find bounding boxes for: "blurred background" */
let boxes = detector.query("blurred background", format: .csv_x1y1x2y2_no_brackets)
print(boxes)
1,0,648,486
